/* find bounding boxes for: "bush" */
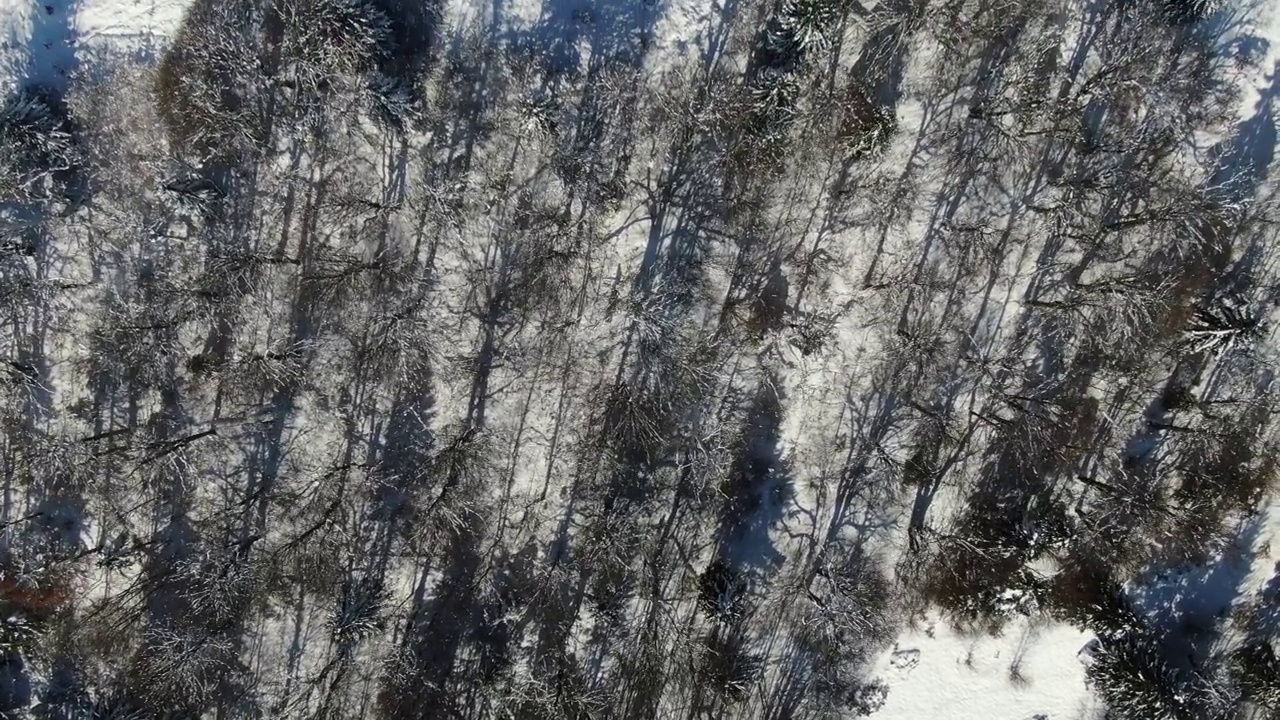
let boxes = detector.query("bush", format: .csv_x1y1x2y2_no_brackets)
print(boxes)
698,631,762,701
1230,641,1280,711
1086,634,1190,720
1045,561,1144,638
0,85,77,197
154,0,259,159
698,559,748,622
838,83,896,159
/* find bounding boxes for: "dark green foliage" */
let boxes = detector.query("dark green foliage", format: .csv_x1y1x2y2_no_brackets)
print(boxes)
0,85,77,196
153,0,263,159
838,83,897,159
779,0,846,53
1045,562,1144,638
1159,0,1221,24
699,559,748,622
329,573,387,643
699,631,763,701
797,549,896,717
842,678,889,717
1230,641,1280,712
1183,299,1263,356
1087,634,1189,720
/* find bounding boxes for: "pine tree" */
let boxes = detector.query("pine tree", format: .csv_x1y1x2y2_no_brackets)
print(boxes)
1087,634,1190,720
1230,641,1280,712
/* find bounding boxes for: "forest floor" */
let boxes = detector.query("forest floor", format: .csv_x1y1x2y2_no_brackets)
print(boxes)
3,0,1280,717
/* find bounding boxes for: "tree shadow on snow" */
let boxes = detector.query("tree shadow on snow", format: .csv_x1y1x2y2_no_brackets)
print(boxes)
715,379,793,573
1126,511,1269,670
498,0,662,79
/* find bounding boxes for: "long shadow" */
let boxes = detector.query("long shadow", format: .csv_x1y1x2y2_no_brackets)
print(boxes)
0,5,89,712
831,376,904,533
847,0,921,111
1129,513,1266,663
715,379,792,573
20,0,81,93
1208,61,1280,300
888,5,1036,340
385,519,485,719
0,0,87,428
1064,19,1280,708
904,0,1253,564
502,0,663,81
1210,67,1278,198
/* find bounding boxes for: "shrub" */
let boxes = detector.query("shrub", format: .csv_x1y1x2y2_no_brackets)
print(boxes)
839,83,896,159
154,0,258,160
1086,634,1189,720
0,85,76,197
698,631,762,701
698,559,748,622
1230,641,1280,711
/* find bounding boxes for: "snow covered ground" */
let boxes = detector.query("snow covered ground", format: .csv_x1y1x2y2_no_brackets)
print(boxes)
870,616,1101,720
1,0,184,91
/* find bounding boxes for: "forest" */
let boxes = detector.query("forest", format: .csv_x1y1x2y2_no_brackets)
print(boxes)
0,0,1278,716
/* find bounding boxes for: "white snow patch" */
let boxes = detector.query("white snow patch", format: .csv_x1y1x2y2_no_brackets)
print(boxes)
76,0,189,43
869,616,1104,720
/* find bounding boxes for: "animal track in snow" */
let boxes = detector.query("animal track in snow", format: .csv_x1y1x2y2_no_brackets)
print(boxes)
890,647,921,671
